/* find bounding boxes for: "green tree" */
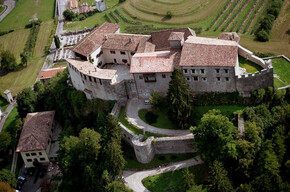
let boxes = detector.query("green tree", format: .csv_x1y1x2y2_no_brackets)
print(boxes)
255,29,269,42
63,10,76,21
244,122,262,152
0,132,11,153
0,50,17,71
34,81,44,95
54,35,60,49
105,180,133,192
20,52,29,66
271,126,286,163
0,169,16,188
167,68,193,129
149,91,165,110
209,161,233,192
191,110,238,164
183,168,195,190
17,88,37,118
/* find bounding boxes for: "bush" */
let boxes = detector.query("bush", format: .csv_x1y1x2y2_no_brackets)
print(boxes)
149,91,166,110
63,9,76,21
256,29,269,42
145,111,158,125
166,11,172,18
0,30,14,37
254,52,275,58
54,35,60,48
25,19,42,28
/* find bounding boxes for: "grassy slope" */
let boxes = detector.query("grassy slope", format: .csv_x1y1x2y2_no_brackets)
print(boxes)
0,20,54,96
138,109,178,129
0,0,55,31
272,57,290,87
239,56,263,73
3,106,18,132
0,6,5,14
123,141,195,169
0,29,30,62
143,164,209,192
0,96,9,111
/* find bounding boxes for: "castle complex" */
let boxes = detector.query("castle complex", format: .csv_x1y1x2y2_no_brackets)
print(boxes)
66,23,274,100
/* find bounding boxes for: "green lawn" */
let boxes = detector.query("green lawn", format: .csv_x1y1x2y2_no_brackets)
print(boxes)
0,0,55,31
142,164,209,192
239,56,263,74
0,6,5,14
0,96,9,112
0,28,30,62
122,141,196,169
272,57,290,87
138,109,179,129
53,61,67,68
192,105,244,125
118,107,164,138
3,106,18,132
0,20,56,96
274,78,287,89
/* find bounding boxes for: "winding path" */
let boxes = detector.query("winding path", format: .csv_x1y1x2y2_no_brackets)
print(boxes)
123,156,203,192
126,98,191,136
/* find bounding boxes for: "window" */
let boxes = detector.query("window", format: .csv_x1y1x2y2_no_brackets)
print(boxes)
110,50,115,54
183,69,188,74
40,158,45,161
193,76,198,81
162,74,166,78
225,77,229,81
200,69,205,74
31,153,36,156
96,51,103,58
185,77,191,81
99,79,102,85
120,51,126,55
191,69,195,74
216,69,220,73
122,59,128,63
224,69,229,73
144,73,156,82
202,77,207,81
98,61,102,66
94,78,97,83
27,159,32,162
131,52,135,56
26,153,30,157
114,59,117,63
139,75,143,79
84,75,87,80
217,77,221,81
89,76,92,82
39,152,42,156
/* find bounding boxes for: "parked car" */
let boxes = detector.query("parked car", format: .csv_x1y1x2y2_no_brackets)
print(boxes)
144,99,150,105
24,167,35,175
16,176,26,190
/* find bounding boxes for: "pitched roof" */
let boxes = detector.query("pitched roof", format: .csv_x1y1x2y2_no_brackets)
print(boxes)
168,32,184,41
72,23,120,57
38,67,66,80
130,51,177,73
16,111,55,152
179,36,238,67
102,33,150,52
151,28,195,51
219,32,240,43
66,58,116,80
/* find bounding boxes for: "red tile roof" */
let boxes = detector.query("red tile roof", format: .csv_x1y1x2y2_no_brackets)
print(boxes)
16,111,55,152
102,33,150,52
151,28,195,51
130,51,178,73
179,36,238,67
72,23,120,57
38,67,66,80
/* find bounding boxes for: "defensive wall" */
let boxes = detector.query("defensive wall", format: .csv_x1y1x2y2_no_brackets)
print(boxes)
236,46,274,96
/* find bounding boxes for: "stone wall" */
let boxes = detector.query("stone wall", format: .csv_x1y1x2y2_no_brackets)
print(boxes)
238,45,268,69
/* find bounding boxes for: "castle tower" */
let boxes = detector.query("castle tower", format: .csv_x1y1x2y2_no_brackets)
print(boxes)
96,0,106,12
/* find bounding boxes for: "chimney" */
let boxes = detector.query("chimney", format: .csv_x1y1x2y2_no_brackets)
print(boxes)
168,32,184,49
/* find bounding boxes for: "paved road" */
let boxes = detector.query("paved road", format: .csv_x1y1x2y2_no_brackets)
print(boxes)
0,100,16,132
126,98,191,136
0,0,17,22
123,156,203,192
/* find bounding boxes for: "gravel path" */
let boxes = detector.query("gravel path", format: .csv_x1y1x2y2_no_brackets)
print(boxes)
126,98,191,136
123,156,203,192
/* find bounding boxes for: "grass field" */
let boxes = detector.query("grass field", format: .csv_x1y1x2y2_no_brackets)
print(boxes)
272,57,290,88
0,20,55,96
143,164,209,192
123,141,195,169
0,0,55,31
0,29,30,62
239,56,263,74
3,106,18,132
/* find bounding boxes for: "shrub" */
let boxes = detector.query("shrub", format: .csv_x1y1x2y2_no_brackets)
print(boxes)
25,19,42,28
145,111,158,125
0,30,14,36
166,11,172,18
54,35,60,48
149,91,166,110
256,29,269,42
158,155,165,161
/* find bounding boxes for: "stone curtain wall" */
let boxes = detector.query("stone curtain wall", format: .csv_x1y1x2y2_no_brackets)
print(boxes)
238,45,268,69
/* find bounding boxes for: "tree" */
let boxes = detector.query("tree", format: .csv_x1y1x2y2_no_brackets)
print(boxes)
244,122,262,153
17,88,37,118
255,29,269,42
63,10,76,21
183,168,195,190
0,181,14,192
191,110,238,164
0,50,17,71
149,91,165,110
54,35,60,49
0,132,11,153
20,52,29,66
271,126,286,163
167,68,193,129
0,169,16,188
105,180,133,192
209,161,233,192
